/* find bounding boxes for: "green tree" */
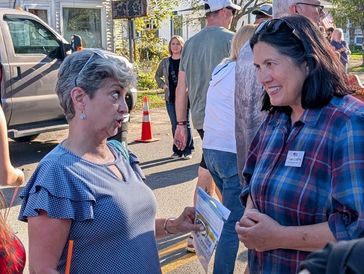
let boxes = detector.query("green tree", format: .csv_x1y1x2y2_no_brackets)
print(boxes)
134,0,177,62
128,0,177,89
331,0,364,64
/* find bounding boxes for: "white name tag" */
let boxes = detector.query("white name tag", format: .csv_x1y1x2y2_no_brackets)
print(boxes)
285,151,305,167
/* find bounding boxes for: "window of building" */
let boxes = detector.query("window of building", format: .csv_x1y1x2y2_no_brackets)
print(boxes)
5,16,60,57
28,9,48,24
355,36,363,46
172,15,183,36
62,7,102,48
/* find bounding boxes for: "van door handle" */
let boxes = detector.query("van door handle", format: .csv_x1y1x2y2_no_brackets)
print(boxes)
16,66,21,79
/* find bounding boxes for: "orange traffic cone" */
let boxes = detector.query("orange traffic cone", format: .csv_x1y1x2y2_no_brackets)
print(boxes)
135,96,158,143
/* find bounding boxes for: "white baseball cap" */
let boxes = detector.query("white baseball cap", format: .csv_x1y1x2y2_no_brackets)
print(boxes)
204,0,241,13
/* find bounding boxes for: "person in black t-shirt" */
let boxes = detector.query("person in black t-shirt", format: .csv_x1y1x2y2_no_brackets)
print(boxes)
155,36,194,159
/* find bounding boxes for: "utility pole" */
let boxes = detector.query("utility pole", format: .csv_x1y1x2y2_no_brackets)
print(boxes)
127,18,135,63
111,0,148,63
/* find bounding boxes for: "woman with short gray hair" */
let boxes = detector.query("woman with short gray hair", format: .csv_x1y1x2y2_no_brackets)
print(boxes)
18,49,203,273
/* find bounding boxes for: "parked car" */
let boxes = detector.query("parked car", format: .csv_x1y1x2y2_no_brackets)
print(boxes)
0,8,137,142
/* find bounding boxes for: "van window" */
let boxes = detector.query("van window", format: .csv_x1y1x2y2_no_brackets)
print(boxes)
4,16,60,57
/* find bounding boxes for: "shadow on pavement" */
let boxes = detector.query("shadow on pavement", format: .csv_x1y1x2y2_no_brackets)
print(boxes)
146,163,199,190
9,140,58,166
140,157,187,169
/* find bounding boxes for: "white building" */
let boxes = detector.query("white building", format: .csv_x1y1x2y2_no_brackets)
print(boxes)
0,1,253,54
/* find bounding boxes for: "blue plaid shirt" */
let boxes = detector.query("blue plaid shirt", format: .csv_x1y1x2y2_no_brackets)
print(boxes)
241,95,364,274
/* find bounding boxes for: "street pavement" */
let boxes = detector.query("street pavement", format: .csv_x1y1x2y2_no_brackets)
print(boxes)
349,58,364,83
2,107,248,274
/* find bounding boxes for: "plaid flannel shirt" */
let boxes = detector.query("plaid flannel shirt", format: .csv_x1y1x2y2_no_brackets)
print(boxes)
241,95,364,274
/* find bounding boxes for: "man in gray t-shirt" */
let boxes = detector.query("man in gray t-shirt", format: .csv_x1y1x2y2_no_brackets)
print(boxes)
174,0,239,273
175,2,236,197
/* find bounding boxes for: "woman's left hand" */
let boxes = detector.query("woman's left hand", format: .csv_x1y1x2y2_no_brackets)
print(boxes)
235,209,284,252
169,207,205,234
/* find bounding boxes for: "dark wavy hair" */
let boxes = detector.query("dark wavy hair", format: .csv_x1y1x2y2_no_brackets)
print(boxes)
250,15,350,113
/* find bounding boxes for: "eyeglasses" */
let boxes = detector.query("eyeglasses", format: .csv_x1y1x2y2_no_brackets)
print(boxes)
74,49,108,87
225,6,236,16
255,19,301,42
295,2,324,14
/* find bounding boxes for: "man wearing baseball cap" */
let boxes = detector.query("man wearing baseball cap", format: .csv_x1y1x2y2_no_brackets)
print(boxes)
174,0,241,273
204,0,241,13
252,3,273,23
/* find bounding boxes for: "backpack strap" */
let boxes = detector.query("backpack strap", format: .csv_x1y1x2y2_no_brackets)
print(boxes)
108,140,130,163
108,140,146,181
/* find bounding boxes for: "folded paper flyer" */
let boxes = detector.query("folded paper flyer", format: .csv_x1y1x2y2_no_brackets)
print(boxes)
192,187,231,273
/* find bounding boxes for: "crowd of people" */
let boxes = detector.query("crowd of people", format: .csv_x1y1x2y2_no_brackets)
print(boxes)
1,0,364,273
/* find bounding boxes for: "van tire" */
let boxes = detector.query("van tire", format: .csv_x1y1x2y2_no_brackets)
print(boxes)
13,134,40,142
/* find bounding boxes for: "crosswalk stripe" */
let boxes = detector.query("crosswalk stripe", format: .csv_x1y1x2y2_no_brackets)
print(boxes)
159,240,187,258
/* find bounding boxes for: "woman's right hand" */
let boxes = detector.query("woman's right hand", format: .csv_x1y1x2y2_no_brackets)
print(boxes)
235,209,284,252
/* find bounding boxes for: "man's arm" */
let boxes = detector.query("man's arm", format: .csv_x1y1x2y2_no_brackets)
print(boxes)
175,70,188,122
174,71,188,150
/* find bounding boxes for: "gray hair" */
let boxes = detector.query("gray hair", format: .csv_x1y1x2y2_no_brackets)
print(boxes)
56,49,136,121
273,0,296,18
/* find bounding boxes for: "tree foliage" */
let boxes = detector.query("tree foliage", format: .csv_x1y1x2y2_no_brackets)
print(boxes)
130,0,177,88
134,0,177,63
331,0,364,63
331,0,364,30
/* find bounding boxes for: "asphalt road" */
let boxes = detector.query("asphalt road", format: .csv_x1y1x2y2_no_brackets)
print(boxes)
2,107,248,274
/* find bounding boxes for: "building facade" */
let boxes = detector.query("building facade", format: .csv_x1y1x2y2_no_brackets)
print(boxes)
0,0,114,51
0,1,254,54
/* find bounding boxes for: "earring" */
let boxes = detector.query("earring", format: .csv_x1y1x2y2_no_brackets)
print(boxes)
80,111,87,120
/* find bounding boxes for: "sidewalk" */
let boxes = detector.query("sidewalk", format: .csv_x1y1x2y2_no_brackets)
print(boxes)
348,58,364,83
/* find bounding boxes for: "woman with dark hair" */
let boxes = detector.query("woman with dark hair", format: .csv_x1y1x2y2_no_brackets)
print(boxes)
235,15,364,274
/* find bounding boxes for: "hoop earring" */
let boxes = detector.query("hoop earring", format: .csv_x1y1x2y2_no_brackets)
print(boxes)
80,111,87,120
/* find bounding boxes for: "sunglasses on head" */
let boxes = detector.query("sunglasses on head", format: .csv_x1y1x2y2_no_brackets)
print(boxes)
74,49,108,87
254,18,301,42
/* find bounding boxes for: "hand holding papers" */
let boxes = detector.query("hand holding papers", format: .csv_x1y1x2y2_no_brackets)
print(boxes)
192,187,231,273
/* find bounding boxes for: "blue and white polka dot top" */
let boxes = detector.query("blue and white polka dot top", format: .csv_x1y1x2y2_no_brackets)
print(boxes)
19,143,161,273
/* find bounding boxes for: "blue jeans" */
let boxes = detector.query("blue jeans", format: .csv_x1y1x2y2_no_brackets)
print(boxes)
203,149,243,274
166,101,194,156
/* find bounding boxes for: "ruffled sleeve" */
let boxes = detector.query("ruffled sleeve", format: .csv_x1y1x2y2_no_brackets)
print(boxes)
18,154,96,222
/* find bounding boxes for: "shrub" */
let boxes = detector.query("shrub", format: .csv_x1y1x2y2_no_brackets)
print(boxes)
137,70,158,89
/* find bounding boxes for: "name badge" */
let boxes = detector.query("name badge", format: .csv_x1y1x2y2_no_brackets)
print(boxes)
285,151,305,167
